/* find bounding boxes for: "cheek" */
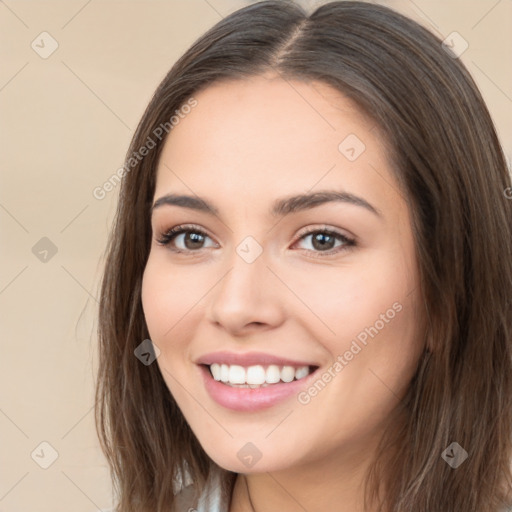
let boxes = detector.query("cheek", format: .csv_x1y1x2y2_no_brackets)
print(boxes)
141,255,200,396
141,266,174,340
285,250,414,342
327,252,422,401
141,253,205,340
287,247,421,399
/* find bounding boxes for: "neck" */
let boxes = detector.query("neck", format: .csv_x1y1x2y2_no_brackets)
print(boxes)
229,435,387,512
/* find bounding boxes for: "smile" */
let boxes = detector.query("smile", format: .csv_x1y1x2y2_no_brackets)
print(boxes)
197,363,321,412
207,363,314,388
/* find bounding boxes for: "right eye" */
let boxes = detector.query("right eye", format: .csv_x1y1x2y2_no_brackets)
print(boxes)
156,224,218,253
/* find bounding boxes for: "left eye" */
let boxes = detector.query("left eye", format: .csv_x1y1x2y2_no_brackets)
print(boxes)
293,229,356,255
156,225,356,256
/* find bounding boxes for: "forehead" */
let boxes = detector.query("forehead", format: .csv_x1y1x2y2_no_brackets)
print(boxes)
160,75,376,161
154,75,399,213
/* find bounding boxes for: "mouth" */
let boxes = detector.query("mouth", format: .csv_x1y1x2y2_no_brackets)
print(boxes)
197,359,322,412
202,363,319,388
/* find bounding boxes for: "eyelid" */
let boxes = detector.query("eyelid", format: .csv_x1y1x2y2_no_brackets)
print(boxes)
293,224,355,242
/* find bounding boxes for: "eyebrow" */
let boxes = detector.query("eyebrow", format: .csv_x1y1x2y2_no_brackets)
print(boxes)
151,190,382,218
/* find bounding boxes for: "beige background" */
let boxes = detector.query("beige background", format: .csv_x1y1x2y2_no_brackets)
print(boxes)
1,1,510,510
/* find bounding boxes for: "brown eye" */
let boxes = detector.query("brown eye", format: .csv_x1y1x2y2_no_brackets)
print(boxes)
156,225,217,252
293,228,356,257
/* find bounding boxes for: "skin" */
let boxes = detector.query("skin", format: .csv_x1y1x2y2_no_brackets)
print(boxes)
141,74,425,512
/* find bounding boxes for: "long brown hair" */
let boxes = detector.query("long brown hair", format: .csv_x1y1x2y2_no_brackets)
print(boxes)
94,1,512,510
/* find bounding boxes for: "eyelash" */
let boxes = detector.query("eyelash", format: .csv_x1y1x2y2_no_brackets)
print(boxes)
156,223,357,258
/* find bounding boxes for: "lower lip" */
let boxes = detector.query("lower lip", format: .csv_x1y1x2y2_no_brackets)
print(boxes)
198,364,319,412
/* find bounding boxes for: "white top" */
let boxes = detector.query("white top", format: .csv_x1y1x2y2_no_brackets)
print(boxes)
173,464,232,512
98,465,232,512
106,463,512,511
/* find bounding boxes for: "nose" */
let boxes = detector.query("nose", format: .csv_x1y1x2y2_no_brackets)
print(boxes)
205,247,286,336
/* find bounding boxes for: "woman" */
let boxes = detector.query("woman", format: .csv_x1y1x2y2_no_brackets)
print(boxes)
95,1,512,511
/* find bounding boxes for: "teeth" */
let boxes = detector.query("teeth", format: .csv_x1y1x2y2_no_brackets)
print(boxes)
220,364,229,383
210,363,221,381
295,366,309,380
247,365,266,385
280,366,295,383
229,365,246,384
208,363,312,386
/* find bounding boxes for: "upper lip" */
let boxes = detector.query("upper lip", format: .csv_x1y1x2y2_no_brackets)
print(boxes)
196,351,319,368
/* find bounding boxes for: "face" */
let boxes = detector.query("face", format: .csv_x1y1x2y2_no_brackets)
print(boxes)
141,75,424,474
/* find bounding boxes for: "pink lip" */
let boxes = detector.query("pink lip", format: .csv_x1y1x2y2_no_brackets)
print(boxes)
196,350,317,368
197,363,320,412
